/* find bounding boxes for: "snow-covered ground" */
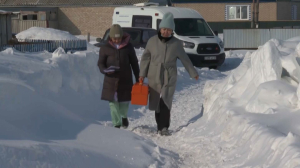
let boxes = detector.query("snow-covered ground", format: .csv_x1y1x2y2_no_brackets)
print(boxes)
1,27,300,167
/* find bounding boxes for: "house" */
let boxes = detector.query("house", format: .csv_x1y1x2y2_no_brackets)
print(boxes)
0,10,12,46
173,0,300,32
0,7,58,33
0,0,148,37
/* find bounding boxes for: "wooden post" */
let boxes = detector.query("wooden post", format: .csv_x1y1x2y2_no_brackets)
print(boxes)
87,32,90,42
255,0,259,28
251,0,256,28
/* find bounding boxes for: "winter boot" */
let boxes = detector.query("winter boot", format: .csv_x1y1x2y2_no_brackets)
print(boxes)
114,125,121,128
122,118,129,129
160,127,171,136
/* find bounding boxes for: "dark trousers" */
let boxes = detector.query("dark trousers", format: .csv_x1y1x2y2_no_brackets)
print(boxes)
155,98,170,131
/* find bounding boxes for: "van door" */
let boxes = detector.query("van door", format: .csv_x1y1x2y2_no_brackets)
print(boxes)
132,15,152,28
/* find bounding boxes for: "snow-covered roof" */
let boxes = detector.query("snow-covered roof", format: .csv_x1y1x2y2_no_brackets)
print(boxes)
0,10,12,14
16,27,79,40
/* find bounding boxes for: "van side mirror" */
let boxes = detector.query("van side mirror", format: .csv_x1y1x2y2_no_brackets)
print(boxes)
96,38,102,42
214,31,218,36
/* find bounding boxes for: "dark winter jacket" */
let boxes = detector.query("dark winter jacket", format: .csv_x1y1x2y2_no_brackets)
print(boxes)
98,33,140,102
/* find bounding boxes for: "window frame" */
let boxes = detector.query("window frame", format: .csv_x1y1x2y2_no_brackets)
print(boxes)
292,5,297,20
22,14,38,20
132,15,153,28
226,5,250,20
157,19,162,30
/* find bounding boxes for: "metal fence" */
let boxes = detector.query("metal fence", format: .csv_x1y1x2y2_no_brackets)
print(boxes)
224,29,300,49
0,39,87,52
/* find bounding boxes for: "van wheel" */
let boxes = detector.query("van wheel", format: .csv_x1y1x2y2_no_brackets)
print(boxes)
209,66,218,69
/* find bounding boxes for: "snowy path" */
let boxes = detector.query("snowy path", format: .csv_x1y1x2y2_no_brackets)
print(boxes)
127,51,244,168
128,76,221,168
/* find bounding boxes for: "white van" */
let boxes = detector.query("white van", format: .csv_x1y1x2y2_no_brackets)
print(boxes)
112,3,225,68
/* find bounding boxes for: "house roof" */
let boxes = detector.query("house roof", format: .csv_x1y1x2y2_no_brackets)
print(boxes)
0,0,151,6
0,10,12,14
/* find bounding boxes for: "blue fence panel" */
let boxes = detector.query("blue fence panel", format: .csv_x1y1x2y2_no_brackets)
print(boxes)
0,39,87,53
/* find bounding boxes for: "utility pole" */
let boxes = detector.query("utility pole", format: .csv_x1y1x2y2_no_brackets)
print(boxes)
255,0,260,28
251,0,256,28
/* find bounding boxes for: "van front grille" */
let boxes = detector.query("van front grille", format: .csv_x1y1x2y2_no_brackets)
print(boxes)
197,43,220,54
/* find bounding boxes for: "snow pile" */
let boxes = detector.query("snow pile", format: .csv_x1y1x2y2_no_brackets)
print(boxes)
16,27,99,52
287,36,300,42
16,27,79,40
0,24,185,166
182,39,300,167
0,45,180,167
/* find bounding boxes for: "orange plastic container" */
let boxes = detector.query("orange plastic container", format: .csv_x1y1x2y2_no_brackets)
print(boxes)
131,79,149,106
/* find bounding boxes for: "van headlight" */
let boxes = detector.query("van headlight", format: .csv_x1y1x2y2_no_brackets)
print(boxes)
219,41,224,48
182,41,195,49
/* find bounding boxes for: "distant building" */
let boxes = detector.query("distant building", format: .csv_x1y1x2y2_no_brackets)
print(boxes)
1,0,299,37
0,7,58,34
173,0,300,32
0,10,12,45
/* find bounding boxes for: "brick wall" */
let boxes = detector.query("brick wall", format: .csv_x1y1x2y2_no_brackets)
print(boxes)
57,3,279,37
174,2,277,22
259,3,277,21
58,7,115,38
174,3,226,21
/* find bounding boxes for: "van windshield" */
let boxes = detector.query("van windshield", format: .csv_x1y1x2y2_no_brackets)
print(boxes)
174,18,214,36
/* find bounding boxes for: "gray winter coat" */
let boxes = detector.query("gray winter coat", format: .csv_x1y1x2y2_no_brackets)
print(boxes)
139,35,198,111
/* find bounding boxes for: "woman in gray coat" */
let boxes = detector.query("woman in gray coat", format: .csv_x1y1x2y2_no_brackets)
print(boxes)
139,12,199,135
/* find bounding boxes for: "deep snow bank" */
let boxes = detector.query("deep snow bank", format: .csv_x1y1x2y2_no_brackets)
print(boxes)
0,46,178,168
200,39,300,167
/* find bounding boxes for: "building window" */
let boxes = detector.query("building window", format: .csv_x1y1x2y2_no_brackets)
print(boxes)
292,5,297,20
22,14,38,20
226,5,250,20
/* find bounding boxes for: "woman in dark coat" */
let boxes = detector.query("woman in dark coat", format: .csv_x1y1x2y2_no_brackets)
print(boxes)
98,24,140,128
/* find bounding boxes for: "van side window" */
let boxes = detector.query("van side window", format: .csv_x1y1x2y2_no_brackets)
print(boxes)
132,16,152,28
157,19,162,30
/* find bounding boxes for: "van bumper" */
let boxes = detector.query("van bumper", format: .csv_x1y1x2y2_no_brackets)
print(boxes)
187,53,225,67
